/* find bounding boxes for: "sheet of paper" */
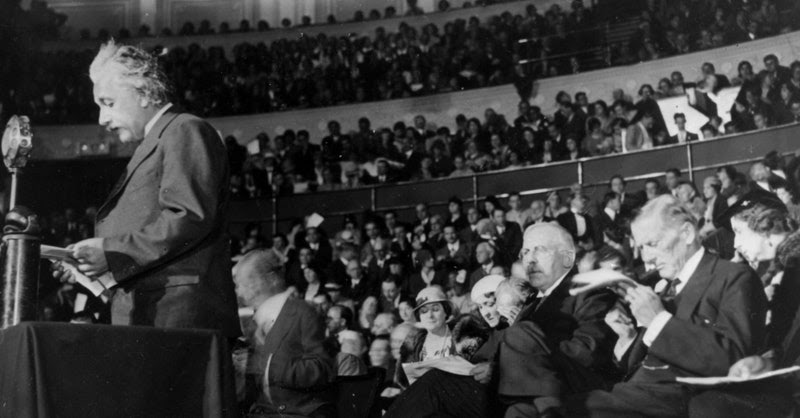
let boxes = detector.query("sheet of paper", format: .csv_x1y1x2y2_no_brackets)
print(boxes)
569,269,638,296
676,365,800,386
41,245,78,264
60,263,108,298
402,356,475,385
306,213,325,228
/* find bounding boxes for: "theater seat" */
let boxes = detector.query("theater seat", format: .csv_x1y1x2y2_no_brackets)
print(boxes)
336,367,386,418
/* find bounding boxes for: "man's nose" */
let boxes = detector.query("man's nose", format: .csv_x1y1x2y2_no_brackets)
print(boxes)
98,109,110,126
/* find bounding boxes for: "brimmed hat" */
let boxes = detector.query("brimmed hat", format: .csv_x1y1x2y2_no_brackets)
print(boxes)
717,188,787,228
414,286,451,311
470,274,505,302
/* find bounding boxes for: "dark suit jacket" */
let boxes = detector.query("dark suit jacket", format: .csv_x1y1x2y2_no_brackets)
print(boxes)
246,298,334,416
665,131,699,145
435,241,471,269
631,251,767,382
516,273,618,393
595,211,625,245
366,258,391,285
96,108,240,336
327,258,349,287
557,212,596,246
493,222,523,267
308,242,333,268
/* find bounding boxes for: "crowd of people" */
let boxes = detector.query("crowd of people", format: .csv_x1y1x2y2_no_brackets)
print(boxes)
222,51,800,198
210,144,800,416
8,0,800,127
102,0,517,40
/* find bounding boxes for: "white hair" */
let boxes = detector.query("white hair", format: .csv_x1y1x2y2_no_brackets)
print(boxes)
89,39,170,106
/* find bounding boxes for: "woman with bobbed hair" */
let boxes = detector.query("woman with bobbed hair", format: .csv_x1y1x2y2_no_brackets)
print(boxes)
730,197,800,347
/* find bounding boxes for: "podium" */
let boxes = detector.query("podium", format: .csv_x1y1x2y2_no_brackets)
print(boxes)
0,322,237,417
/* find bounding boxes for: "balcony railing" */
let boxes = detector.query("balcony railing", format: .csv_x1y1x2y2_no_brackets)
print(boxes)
228,122,800,234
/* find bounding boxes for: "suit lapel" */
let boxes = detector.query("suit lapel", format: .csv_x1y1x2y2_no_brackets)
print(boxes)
674,252,717,319
97,109,180,219
263,299,298,355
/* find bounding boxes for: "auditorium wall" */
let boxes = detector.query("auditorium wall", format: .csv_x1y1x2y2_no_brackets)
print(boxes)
43,0,537,41
29,30,800,161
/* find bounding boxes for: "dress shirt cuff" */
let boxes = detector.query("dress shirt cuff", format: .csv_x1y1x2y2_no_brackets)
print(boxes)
642,311,672,347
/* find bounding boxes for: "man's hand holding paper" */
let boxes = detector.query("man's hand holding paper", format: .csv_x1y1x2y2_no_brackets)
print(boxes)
72,237,109,278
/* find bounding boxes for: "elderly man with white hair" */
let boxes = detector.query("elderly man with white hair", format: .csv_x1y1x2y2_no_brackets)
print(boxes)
55,39,239,336
233,249,335,417
574,195,768,417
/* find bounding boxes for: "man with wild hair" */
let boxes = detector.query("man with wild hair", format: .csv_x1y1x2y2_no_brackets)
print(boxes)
56,40,240,336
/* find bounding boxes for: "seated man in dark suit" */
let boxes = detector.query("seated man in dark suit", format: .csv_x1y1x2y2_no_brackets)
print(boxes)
365,238,391,285
500,223,618,416
468,242,497,291
233,250,335,418
557,193,597,250
381,224,618,418
595,191,626,248
573,195,768,417
490,207,523,267
666,112,699,145
435,224,471,270
609,174,645,222
343,259,376,304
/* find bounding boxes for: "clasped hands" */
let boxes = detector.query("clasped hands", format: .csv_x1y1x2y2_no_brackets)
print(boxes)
52,238,109,283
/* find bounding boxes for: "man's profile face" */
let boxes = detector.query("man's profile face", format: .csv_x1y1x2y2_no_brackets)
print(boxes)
94,75,151,143
632,217,689,280
520,226,573,291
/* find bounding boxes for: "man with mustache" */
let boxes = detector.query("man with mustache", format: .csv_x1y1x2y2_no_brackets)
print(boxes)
499,222,618,416
57,40,240,336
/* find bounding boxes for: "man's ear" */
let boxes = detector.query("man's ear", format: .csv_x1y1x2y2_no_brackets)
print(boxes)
563,250,576,268
139,95,150,108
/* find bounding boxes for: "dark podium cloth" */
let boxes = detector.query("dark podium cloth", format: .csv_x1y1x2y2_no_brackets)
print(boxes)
0,322,236,418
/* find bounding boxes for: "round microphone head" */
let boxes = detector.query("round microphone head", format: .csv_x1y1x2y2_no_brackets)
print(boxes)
2,115,33,170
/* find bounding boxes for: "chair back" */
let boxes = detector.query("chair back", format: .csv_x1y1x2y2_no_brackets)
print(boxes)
336,367,386,418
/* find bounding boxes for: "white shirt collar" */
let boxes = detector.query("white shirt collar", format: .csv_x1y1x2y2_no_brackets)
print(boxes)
144,103,173,137
675,247,704,293
604,207,616,221
542,271,570,297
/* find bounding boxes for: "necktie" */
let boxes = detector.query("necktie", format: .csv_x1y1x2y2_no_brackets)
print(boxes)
662,278,681,313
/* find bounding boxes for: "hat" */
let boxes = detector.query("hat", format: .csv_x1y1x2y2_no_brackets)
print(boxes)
414,286,450,311
717,188,787,227
470,274,506,302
